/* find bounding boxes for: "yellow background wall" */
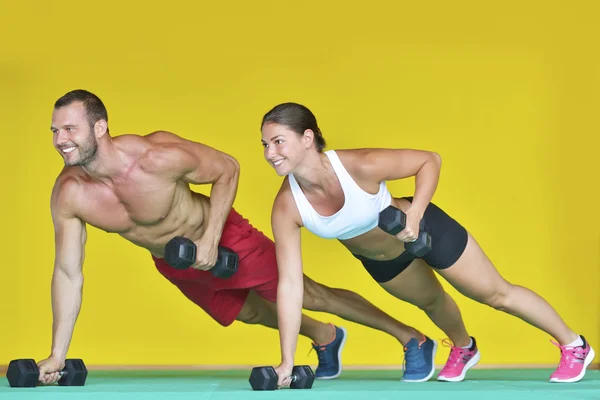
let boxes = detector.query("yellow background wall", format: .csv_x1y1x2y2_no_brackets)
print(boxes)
1,0,598,368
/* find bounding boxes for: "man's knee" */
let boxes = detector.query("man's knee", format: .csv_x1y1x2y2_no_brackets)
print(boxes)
236,304,263,324
236,293,271,325
302,276,334,312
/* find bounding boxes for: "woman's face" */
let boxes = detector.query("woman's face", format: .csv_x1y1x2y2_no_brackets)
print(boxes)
261,122,311,176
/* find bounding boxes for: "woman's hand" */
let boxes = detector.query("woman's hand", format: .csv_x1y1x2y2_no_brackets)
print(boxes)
395,207,423,243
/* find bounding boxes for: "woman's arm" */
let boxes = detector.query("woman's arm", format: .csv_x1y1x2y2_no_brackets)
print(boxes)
349,148,442,241
271,190,305,385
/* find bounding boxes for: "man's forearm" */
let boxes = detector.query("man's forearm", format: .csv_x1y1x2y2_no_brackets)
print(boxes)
205,161,240,244
50,270,83,361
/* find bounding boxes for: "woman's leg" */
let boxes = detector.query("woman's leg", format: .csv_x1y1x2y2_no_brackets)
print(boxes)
437,231,594,382
378,259,474,381
437,232,577,343
380,259,471,347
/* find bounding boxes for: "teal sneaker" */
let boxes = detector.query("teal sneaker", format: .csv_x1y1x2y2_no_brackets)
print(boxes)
311,325,347,379
402,335,438,382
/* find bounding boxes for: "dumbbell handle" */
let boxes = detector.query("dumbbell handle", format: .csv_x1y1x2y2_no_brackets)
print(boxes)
164,237,238,278
378,205,432,257
41,369,68,377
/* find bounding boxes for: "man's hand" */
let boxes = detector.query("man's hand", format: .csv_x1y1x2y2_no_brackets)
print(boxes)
37,356,65,385
144,132,240,270
274,362,294,389
190,235,219,270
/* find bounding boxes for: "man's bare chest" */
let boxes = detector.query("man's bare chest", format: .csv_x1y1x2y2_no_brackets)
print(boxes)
77,177,178,233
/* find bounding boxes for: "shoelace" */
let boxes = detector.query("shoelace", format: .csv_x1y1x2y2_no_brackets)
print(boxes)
403,342,425,371
308,346,331,365
552,341,585,369
441,338,464,368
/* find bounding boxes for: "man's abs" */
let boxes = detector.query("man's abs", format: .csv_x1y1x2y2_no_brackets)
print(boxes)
121,189,211,257
68,170,211,256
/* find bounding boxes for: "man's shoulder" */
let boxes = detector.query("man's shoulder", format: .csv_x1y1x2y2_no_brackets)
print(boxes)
53,168,84,192
135,131,196,174
51,169,85,217
144,130,185,145
111,131,181,151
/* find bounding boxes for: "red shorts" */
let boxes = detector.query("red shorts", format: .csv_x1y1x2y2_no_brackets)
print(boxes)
152,208,279,326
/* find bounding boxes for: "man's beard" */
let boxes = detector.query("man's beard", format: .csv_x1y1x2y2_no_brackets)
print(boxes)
65,136,99,167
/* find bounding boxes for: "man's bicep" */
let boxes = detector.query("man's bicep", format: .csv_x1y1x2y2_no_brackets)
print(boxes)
179,143,239,185
146,133,239,185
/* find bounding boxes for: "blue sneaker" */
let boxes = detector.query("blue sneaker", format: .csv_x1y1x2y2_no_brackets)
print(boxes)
311,325,347,379
402,335,438,382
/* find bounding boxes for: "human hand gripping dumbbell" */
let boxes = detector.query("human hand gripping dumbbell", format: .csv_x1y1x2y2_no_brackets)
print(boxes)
164,236,239,278
249,365,315,390
6,359,88,387
378,205,432,257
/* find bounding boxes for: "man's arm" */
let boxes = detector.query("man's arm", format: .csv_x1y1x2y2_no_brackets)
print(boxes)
146,131,240,258
39,178,87,383
50,178,86,360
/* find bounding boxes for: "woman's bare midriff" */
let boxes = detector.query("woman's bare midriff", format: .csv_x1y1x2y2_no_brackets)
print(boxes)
339,197,413,260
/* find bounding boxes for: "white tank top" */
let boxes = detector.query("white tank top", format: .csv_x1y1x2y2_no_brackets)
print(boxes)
288,150,392,240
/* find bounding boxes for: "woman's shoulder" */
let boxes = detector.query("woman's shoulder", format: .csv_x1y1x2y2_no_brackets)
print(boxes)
272,177,293,211
331,148,379,176
271,177,304,227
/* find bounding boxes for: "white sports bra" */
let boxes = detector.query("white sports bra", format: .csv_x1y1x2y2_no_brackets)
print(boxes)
288,150,392,240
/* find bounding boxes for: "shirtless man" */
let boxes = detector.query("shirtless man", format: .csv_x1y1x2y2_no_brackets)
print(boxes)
36,89,430,385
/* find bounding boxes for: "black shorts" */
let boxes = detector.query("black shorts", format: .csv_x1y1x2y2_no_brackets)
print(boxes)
352,197,468,283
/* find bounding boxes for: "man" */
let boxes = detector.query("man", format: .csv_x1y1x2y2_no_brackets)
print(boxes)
37,89,431,385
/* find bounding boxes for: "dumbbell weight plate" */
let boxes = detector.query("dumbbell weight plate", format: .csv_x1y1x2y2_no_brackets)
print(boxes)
249,366,278,390
6,359,38,388
290,365,315,389
59,359,88,386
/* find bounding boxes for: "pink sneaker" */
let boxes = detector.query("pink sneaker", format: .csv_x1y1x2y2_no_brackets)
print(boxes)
550,335,595,383
437,337,481,382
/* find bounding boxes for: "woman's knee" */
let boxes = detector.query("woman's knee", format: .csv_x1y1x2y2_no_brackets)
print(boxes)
480,283,514,312
382,274,448,313
412,289,448,314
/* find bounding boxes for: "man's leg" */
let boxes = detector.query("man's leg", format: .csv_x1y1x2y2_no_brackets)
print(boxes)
236,289,336,346
301,274,442,382
302,274,422,345
236,289,350,379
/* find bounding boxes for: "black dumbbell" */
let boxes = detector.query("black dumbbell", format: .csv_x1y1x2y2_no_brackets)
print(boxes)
249,365,314,390
164,236,238,278
6,358,87,388
378,205,432,257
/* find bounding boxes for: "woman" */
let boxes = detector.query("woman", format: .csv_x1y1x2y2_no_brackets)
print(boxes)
260,102,594,387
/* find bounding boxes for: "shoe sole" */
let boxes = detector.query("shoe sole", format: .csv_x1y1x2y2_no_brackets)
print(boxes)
437,349,481,382
549,346,596,383
401,339,438,383
315,326,348,380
